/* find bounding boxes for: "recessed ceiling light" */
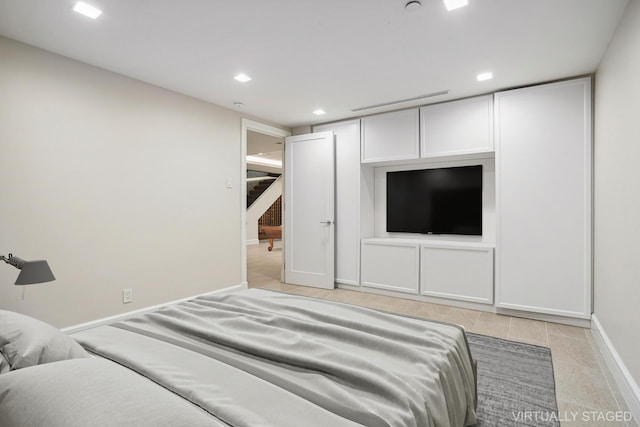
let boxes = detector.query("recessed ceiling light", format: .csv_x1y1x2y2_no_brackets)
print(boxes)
313,109,326,116
405,1,422,12
73,2,102,19
476,72,493,82
233,102,244,108
234,73,252,83
444,0,468,11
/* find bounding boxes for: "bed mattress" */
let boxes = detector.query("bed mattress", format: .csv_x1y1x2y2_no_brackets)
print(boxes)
72,288,477,427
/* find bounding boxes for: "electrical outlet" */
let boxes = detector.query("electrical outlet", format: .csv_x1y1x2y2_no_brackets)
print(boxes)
123,288,132,304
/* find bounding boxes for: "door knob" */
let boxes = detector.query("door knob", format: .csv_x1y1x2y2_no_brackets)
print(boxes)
319,220,333,225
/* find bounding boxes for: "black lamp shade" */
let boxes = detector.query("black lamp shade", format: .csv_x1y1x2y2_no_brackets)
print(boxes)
14,260,56,285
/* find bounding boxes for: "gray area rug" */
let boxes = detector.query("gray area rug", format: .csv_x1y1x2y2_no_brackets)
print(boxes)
467,333,560,427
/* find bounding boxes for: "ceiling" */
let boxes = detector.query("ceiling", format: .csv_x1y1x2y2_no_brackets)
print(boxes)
247,130,283,171
247,131,283,157
0,0,628,128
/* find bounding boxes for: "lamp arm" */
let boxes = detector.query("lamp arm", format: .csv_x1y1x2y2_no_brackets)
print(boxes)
1,254,25,269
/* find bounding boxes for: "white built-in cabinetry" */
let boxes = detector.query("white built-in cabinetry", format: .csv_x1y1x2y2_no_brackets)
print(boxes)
314,78,592,323
357,94,497,307
314,120,364,287
361,108,419,163
420,95,493,158
360,95,493,163
361,238,494,304
420,242,493,304
361,239,420,293
494,78,592,320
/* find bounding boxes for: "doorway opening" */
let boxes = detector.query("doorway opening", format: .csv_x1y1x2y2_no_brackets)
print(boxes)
241,120,290,289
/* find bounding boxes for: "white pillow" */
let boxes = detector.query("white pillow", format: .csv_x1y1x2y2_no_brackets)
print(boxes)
0,310,89,371
0,358,218,426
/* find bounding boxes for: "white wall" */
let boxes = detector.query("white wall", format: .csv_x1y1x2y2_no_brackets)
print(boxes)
594,0,640,392
0,37,249,327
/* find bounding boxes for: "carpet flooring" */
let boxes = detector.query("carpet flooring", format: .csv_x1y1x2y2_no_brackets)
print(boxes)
468,333,559,427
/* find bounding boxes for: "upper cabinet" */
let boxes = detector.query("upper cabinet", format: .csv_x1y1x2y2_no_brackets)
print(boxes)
361,108,419,163
360,96,494,164
420,95,493,158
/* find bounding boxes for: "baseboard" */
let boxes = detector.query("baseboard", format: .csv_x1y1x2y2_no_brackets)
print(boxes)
495,307,592,328
336,283,494,313
591,314,640,423
246,239,259,245
62,283,246,334
335,278,359,286
495,301,591,322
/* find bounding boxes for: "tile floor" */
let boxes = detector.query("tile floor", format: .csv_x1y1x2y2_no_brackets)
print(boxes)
247,241,637,426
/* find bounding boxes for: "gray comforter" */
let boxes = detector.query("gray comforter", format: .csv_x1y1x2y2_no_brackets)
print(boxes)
73,289,477,427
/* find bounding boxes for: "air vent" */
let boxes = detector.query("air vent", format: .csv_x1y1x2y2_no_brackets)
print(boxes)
351,90,450,112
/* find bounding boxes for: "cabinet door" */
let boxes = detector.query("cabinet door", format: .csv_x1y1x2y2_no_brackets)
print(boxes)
495,78,591,319
420,95,493,158
314,120,361,286
361,109,419,163
420,246,493,304
361,240,419,293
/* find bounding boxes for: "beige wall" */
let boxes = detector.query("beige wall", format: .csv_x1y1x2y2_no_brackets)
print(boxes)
594,0,640,388
0,37,250,327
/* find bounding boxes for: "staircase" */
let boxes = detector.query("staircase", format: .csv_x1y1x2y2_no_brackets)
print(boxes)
258,196,282,240
247,172,280,207
246,173,283,244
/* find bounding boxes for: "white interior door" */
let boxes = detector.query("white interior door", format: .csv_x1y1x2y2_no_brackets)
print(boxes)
284,131,335,289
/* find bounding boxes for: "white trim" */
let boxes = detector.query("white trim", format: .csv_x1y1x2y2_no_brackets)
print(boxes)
495,302,591,320
246,156,282,168
495,307,591,328
247,176,277,182
362,282,420,295
336,283,494,313
246,239,259,245
591,314,640,422
421,290,491,305
62,284,246,334
241,119,290,287
335,278,359,287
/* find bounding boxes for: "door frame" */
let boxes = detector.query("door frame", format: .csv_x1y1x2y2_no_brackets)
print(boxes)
241,119,291,288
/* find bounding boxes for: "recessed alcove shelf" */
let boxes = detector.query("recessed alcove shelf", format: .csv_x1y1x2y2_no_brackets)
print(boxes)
371,156,496,245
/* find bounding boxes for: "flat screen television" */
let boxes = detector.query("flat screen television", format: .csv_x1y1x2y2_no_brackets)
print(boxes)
386,165,482,236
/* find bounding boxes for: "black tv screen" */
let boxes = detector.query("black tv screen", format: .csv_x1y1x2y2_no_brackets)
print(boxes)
386,165,482,235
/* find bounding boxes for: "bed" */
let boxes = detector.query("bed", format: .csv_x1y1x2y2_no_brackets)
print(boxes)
0,288,477,427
